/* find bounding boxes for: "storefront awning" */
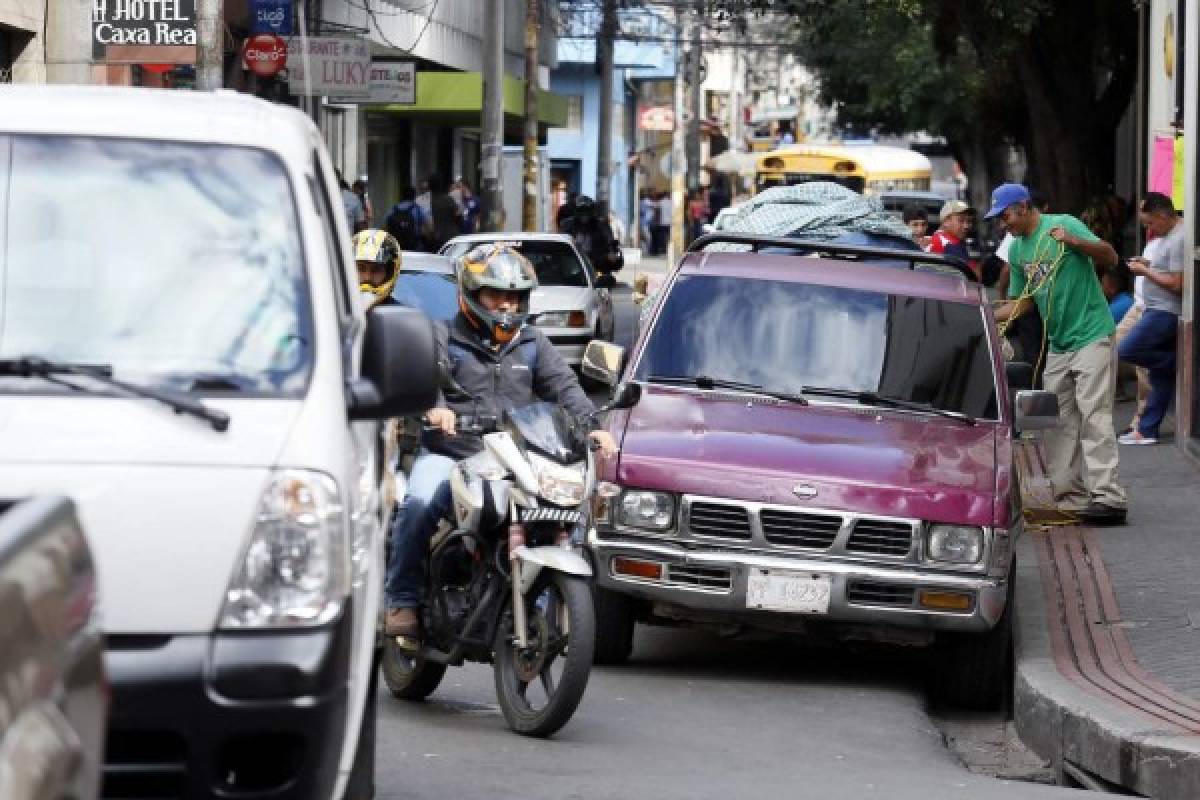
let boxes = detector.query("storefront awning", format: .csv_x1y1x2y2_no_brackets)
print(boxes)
371,72,567,127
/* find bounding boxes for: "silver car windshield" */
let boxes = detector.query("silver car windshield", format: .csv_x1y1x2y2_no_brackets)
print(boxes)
0,135,313,394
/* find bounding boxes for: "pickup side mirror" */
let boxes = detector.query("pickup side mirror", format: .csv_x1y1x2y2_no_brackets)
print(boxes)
349,305,439,420
601,381,642,412
1014,389,1058,433
581,340,626,387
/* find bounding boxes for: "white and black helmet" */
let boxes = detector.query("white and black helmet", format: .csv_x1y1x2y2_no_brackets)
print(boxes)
457,243,539,343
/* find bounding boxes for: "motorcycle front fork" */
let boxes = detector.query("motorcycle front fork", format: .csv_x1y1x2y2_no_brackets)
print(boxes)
508,505,529,649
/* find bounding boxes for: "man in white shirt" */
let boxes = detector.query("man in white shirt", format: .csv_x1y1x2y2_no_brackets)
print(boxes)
1116,192,1186,445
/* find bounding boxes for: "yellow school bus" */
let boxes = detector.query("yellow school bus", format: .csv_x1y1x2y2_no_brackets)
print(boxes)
754,144,932,195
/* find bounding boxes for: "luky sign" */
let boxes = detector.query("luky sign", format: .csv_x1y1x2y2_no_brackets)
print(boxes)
328,62,416,105
91,0,197,59
287,37,370,97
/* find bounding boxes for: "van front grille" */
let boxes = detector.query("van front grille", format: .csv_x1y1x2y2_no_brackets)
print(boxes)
846,519,913,557
687,502,752,540
760,509,841,549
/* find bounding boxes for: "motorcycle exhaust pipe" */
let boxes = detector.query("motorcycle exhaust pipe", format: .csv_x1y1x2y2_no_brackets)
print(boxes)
508,502,529,649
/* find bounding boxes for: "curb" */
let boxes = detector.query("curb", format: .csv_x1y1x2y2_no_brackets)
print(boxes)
1013,535,1200,797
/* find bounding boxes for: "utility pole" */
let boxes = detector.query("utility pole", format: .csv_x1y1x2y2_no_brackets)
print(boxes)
196,0,223,90
482,0,507,232
595,0,617,212
667,4,688,263
685,0,703,191
522,0,540,231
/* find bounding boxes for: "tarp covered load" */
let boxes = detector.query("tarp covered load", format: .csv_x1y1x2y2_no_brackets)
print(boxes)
711,181,913,244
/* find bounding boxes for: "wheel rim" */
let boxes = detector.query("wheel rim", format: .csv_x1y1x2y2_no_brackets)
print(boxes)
501,583,571,714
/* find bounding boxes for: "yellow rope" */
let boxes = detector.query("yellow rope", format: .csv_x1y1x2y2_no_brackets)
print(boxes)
995,235,1067,378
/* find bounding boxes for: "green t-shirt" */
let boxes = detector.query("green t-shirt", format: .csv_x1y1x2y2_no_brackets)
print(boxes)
1007,213,1115,353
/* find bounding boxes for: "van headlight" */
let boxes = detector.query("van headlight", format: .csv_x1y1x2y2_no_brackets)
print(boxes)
529,453,586,506
927,524,984,565
219,470,348,629
619,491,675,531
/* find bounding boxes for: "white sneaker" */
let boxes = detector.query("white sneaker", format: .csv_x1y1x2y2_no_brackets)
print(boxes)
1118,431,1158,445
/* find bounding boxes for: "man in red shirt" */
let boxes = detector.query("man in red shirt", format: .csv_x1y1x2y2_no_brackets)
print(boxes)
927,200,971,262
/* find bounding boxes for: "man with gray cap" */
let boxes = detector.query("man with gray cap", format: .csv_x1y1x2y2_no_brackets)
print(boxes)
988,183,1126,525
927,199,971,262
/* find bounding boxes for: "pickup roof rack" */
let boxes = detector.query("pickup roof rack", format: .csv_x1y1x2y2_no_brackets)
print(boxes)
687,232,978,283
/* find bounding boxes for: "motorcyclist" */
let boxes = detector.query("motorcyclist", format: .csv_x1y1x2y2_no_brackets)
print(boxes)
384,243,618,638
353,228,401,309
559,195,623,287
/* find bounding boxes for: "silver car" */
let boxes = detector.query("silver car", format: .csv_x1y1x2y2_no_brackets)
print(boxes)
440,233,615,366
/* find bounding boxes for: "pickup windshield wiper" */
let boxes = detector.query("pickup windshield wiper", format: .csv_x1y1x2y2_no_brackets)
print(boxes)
800,385,975,426
647,374,808,405
0,357,231,432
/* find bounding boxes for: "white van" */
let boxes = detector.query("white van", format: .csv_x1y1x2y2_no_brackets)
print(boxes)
0,86,438,800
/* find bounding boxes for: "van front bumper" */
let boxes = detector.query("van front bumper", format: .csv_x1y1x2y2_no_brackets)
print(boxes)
102,603,355,800
590,533,1008,634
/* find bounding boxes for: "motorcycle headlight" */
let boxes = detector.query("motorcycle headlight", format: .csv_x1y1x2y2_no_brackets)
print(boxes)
219,470,349,629
530,455,586,506
619,491,676,531
927,524,984,565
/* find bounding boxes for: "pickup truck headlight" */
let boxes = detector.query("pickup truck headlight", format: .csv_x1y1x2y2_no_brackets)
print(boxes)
927,524,984,565
619,491,675,531
220,470,348,629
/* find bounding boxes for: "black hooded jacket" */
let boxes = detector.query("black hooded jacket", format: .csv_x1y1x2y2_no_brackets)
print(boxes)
421,313,595,460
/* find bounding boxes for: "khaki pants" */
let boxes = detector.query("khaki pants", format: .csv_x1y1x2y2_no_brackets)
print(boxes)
1114,303,1151,428
1043,335,1127,510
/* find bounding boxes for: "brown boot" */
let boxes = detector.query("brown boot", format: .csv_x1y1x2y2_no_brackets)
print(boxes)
384,607,419,637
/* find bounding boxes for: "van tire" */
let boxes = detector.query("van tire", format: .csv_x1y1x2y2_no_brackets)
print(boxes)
343,665,378,799
593,587,635,665
932,580,1014,712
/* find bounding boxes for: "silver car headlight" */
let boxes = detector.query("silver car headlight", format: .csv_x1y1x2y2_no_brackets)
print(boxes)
535,310,587,328
927,524,984,565
529,452,586,506
619,490,676,531
220,470,349,629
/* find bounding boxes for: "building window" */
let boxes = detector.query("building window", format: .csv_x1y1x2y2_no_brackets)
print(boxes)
565,95,583,131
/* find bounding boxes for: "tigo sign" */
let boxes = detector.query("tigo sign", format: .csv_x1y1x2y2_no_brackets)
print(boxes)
250,0,292,35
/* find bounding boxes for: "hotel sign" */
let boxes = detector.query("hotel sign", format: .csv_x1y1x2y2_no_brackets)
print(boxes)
92,0,197,59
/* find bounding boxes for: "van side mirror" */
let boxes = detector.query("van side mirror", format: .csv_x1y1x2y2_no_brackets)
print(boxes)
599,381,642,413
581,340,626,387
349,305,439,420
1014,389,1058,433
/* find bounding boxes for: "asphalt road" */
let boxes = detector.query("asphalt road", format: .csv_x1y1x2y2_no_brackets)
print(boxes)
373,262,1086,800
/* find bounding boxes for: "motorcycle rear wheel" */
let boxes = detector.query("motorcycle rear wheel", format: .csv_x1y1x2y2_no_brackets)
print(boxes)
493,572,595,737
381,636,447,701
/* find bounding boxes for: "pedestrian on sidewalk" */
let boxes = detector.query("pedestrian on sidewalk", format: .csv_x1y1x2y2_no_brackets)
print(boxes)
1114,266,1152,426
654,191,672,256
1117,192,1186,446
988,182,1127,525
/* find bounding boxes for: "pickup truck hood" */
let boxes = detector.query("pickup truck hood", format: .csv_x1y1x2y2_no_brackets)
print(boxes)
616,387,998,527
0,396,302,633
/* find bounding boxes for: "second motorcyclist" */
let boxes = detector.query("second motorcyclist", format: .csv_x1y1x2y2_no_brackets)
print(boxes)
384,243,617,638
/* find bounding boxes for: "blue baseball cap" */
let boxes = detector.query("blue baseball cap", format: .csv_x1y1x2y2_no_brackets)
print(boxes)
984,183,1031,219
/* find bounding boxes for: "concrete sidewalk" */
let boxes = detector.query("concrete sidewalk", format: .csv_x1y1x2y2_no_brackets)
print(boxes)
1014,401,1200,797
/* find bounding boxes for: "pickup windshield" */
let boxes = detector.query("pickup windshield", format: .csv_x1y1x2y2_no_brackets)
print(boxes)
0,135,313,395
634,274,998,420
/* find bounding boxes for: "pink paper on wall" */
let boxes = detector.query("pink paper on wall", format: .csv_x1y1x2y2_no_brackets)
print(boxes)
1149,135,1175,195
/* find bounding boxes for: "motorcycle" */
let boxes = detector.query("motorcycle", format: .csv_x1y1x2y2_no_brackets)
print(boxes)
381,401,600,737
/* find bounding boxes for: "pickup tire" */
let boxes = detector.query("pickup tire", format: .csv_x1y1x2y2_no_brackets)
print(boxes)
593,587,636,665
931,577,1014,712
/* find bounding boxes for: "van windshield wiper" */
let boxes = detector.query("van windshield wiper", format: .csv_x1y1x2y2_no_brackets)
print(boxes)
0,357,230,432
800,385,975,426
647,374,808,405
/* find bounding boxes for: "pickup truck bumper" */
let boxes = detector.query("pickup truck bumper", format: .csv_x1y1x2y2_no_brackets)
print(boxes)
589,533,1008,634
102,603,355,800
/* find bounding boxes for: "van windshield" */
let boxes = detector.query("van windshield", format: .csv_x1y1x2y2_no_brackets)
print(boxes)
0,136,313,394
635,274,998,420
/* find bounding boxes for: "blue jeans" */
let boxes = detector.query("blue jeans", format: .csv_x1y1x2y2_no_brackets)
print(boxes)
1117,308,1177,438
385,450,455,609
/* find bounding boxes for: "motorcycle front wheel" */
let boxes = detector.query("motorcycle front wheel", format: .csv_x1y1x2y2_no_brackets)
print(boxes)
493,571,595,737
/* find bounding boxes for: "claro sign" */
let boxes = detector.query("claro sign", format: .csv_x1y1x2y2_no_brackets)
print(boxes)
243,33,287,78
92,0,197,59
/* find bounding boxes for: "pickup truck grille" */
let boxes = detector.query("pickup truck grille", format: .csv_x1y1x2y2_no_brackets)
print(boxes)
667,564,733,591
845,519,914,557
687,502,752,539
847,581,915,608
760,509,841,549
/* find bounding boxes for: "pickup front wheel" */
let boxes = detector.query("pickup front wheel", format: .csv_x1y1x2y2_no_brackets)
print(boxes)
593,587,636,665
931,579,1014,712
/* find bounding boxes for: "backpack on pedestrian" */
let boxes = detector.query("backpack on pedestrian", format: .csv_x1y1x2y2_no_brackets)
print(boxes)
385,202,423,251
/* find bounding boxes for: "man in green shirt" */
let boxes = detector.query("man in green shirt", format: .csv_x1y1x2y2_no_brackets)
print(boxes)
989,183,1127,525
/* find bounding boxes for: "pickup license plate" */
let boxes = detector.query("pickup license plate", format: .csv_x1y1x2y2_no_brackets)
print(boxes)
745,569,832,614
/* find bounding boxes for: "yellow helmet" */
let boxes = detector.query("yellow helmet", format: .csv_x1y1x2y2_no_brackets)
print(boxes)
352,229,401,303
